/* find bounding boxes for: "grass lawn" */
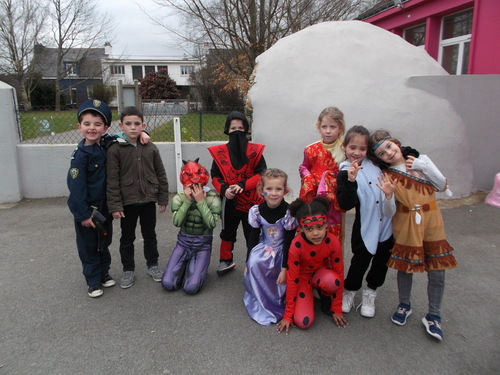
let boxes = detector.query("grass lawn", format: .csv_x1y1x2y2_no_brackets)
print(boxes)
18,110,120,141
149,112,227,142
18,110,228,142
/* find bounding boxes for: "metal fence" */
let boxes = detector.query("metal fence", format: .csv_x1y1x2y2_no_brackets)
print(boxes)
17,103,249,144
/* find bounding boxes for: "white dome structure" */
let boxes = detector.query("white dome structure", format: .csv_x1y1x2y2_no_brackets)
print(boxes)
249,21,473,198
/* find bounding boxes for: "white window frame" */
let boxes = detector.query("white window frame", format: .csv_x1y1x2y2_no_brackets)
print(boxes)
110,65,125,75
64,62,77,76
403,23,426,49
438,34,471,75
181,65,194,75
70,87,77,104
438,9,473,75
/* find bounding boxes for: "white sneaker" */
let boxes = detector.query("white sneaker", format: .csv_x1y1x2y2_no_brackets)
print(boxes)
359,288,377,318
342,289,356,313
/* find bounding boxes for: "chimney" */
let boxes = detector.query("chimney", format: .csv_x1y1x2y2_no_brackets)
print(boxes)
104,42,113,57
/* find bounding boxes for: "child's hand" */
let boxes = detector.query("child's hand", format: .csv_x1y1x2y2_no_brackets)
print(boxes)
139,131,150,144
243,266,248,275
332,313,348,328
277,319,293,335
230,184,243,194
277,268,287,284
191,184,206,203
225,184,242,199
183,186,193,201
158,205,166,213
81,217,95,228
376,173,397,199
112,211,125,219
405,155,416,170
348,160,363,182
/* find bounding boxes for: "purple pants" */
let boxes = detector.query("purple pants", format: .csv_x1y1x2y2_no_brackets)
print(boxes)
162,232,212,295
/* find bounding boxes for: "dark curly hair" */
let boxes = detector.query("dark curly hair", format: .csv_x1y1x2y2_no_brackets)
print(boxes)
289,196,330,222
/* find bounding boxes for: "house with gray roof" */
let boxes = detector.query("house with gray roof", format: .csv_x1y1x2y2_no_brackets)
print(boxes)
32,44,108,107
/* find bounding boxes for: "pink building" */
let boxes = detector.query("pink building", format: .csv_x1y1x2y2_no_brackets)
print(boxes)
358,0,500,74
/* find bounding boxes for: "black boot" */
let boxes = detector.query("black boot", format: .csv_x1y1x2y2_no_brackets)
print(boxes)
318,290,332,316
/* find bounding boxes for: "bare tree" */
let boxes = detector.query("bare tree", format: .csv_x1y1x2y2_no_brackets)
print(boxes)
151,0,376,94
0,0,47,110
48,0,114,110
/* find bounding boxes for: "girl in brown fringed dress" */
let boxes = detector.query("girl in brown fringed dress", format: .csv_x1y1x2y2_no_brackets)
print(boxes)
371,130,457,341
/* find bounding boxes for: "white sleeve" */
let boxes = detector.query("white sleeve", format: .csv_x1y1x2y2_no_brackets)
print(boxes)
382,195,396,218
410,155,447,191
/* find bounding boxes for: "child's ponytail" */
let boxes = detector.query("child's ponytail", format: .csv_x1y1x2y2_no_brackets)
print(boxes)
289,196,329,220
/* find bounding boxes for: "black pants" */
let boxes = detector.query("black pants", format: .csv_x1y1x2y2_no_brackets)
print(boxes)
119,202,159,271
220,199,251,246
74,200,112,286
344,236,393,291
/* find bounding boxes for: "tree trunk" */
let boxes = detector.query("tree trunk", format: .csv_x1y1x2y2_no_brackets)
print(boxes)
20,85,32,111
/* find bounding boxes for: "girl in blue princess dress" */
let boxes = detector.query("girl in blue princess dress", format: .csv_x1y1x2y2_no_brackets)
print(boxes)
243,169,297,326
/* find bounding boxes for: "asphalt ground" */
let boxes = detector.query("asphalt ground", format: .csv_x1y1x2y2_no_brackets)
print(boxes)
0,196,499,375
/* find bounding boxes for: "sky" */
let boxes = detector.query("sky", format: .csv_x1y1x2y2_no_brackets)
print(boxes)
98,0,186,58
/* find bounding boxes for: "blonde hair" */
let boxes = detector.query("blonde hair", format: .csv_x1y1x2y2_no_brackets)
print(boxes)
315,106,345,136
257,168,289,194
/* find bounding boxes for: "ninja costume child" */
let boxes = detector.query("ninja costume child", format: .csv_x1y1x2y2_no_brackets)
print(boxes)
161,159,221,294
207,111,267,275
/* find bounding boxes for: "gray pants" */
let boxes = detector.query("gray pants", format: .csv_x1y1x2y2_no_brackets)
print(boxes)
397,270,445,316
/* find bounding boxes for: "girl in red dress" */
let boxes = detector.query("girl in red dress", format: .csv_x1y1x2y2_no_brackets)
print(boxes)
299,107,346,243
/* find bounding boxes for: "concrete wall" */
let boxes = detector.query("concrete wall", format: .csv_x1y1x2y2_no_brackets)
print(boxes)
407,75,500,191
13,142,221,202
0,83,22,202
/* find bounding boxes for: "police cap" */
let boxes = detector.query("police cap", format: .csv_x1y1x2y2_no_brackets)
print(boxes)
77,99,112,126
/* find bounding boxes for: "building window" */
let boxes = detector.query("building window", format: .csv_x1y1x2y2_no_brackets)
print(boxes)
439,9,473,75
110,65,125,75
70,87,77,105
404,23,426,47
145,65,155,75
157,65,168,73
64,62,77,76
132,65,143,80
181,65,195,75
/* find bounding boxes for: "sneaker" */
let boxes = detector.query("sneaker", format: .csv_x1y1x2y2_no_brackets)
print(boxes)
101,274,116,288
217,260,236,276
359,288,377,318
147,265,163,281
342,289,356,313
88,284,103,298
422,314,443,341
120,271,135,289
391,303,412,325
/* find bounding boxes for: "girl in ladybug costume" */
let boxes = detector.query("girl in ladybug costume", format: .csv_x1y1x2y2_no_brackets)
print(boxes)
277,196,347,335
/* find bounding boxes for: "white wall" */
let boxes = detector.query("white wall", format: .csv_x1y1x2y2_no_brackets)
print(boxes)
0,82,22,202
249,21,478,198
15,142,221,201
407,75,500,191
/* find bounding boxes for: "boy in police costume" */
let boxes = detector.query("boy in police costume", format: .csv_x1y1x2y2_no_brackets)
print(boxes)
67,99,117,298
